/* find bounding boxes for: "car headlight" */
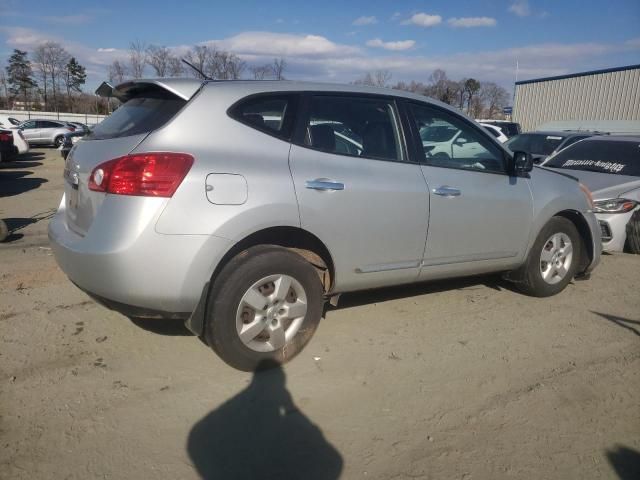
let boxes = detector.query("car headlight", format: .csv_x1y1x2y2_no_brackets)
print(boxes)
593,198,638,213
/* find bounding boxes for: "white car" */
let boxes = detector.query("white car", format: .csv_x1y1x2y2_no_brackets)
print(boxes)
0,114,29,154
0,114,21,129
480,123,508,143
541,136,640,253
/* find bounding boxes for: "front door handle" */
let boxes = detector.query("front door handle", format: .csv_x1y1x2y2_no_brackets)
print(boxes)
305,179,345,191
433,185,461,197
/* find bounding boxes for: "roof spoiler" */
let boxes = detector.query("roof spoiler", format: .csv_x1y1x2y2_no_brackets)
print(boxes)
95,78,204,102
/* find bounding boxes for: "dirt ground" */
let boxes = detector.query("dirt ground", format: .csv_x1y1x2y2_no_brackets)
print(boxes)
1,148,639,480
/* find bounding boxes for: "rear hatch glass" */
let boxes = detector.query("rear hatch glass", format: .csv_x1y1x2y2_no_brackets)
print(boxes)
64,84,190,236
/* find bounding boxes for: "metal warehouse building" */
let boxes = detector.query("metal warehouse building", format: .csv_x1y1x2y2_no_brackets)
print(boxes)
512,64,640,132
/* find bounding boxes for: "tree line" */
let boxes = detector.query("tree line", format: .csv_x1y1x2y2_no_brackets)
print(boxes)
1,41,509,119
107,41,287,83
1,44,87,113
354,69,511,119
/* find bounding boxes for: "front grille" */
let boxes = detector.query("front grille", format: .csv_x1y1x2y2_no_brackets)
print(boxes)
599,221,612,242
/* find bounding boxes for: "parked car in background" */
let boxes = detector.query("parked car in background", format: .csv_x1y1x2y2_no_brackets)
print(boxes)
67,122,91,135
60,131,84,160
49,79,601,371
480,123,508,143
505,131,604,164
541,136,640,253
476,120,521,138
0,114,21,128
18,119,76,147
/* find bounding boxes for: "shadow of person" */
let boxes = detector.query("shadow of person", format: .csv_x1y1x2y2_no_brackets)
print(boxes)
606,445,640,480
187,361,343,480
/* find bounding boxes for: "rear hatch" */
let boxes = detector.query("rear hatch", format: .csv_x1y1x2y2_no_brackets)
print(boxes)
63,79,202,235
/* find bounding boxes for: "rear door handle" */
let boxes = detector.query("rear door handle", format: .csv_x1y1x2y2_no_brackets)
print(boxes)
433,186,461,197
305,179,345,191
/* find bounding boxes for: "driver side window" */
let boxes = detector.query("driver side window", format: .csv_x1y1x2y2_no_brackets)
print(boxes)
409,103,506,173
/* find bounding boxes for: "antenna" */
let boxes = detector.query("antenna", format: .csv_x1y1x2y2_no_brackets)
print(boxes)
181,58,212,81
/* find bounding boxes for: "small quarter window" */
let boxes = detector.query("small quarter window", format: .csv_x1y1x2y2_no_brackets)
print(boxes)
229,94,296,139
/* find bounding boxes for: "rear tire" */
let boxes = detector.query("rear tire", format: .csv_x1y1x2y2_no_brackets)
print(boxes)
625,210,640,254
54,136,64,148
516,216,581,297
204,245,324,371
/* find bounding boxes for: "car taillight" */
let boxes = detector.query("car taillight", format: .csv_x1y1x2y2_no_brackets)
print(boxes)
0,132,13,141
88,152,194,197
68,127,75,132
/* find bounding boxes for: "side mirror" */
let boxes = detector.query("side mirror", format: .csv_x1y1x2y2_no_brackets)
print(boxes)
512,150,533,173
455,137,468,145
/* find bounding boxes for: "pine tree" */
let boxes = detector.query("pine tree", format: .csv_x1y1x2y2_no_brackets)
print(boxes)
64,57,87,112
6,49,37,108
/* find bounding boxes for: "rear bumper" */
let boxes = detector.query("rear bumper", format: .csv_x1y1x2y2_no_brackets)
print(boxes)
48,198,232,315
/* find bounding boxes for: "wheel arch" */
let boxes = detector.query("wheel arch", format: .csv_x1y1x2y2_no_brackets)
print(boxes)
185,226,335,337
554,209,595,274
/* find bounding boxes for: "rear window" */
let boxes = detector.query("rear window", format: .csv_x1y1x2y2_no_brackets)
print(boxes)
88,90,186,140
506,133,566,155
544,139,640,176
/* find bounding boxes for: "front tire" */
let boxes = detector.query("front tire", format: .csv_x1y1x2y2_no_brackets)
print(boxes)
625,210,640,254
517,216,581,297
204,245,324,371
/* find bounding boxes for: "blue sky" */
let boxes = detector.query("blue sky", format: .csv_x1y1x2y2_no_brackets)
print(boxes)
1,0,639,91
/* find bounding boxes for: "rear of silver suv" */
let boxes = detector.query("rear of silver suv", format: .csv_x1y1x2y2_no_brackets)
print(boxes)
50,78,601,371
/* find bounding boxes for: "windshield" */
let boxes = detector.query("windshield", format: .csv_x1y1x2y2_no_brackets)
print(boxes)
88,90,186,140
544,139,640,176
506,133,566,155
420,125,458,142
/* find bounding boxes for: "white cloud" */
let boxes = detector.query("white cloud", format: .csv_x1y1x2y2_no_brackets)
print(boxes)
509,0,531,17
402,13,442,27
448,17,497,28
97,47,116,53
390,12,402,21
352,16,377,26
366,38,416,51
207,31,360,57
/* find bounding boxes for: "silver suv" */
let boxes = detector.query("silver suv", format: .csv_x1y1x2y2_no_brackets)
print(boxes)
49,79,601,371
19,119,75,147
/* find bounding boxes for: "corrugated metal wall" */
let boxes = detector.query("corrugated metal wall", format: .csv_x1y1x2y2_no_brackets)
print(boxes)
513,67,640,131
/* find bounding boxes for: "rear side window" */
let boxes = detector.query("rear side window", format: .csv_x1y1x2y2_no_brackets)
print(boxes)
89,90,186,140
303,95,402,162
229,94,297,140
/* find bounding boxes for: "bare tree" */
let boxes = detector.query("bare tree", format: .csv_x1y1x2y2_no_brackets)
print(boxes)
271,58,286,80
353,72,375,86
167,56,184,77
354,70,391,87
108,60,127,84
373,69,392,87
250,64,272,80
185,45,211,79
146,45,171,76
463,78,481,114
129,40,147,78
208,51,245,79
479,81,510,118
0,70,9,108
33,44,50,110
44,42,71,111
